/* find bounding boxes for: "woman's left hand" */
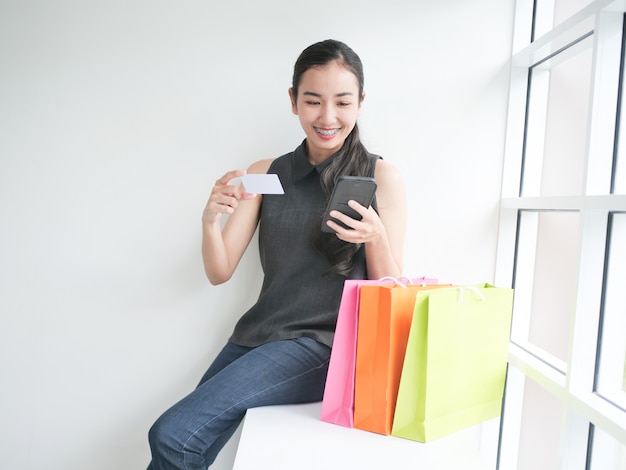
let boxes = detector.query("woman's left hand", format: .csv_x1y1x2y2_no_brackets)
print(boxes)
325,200,385,244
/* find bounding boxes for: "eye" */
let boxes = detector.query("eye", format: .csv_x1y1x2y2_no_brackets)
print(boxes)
337,101,352,107
305,100,320,105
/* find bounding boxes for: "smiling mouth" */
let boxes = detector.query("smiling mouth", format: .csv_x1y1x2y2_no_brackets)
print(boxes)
314,127,340,137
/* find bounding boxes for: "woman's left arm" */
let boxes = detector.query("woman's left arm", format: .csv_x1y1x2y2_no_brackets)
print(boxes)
327,159,407,279
364,159,406,279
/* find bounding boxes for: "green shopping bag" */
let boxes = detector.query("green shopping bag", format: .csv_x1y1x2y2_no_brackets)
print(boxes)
391,284,513,443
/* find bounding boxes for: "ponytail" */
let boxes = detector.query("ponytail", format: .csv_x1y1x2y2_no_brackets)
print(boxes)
313,123,377,276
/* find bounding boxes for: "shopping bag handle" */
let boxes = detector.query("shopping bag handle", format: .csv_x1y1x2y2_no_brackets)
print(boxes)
377,276,408,288
457,286,485,304
377,276,429,288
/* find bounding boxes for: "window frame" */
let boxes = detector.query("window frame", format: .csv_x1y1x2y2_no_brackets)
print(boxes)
495,0,626,468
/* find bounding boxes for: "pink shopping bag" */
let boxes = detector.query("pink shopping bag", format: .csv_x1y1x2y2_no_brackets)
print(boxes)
320,277,437,428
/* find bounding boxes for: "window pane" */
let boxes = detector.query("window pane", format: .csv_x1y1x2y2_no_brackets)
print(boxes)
616,144,626,194
522,43,593,197
589,425,626,470
533,0,594,42
554,0,594,27
517,377,566,470
596,213,626,409
512,211,579,365
615,34,626,194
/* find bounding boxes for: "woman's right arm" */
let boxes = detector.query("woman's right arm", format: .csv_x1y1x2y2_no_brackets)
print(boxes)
201,159,273,285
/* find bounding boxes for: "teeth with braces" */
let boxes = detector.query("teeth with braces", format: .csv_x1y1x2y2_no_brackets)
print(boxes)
315,127,339,137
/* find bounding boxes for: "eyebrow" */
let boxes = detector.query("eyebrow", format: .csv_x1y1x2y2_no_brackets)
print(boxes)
302,91,355,98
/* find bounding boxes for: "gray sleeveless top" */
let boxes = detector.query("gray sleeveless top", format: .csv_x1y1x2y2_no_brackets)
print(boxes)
229,140,380,348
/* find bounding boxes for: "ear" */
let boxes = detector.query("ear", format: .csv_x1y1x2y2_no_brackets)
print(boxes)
288,88,298,115
358,92,366,115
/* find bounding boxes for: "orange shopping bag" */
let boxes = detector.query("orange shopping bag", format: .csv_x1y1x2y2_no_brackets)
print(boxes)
353,283,449,435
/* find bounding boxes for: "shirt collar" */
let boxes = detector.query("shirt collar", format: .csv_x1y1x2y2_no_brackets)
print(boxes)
292,139,341,183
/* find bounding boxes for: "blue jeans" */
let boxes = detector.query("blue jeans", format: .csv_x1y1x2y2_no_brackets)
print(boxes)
147,336,331,469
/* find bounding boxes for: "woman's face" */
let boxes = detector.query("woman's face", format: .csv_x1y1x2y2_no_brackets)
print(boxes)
289,61,363,163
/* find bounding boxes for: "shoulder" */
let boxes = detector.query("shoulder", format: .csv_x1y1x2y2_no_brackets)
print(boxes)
374,158,404,188
246,146,298,174
246,158,276,174
373,158,406,211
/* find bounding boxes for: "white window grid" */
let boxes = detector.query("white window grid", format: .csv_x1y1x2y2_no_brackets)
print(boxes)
495,0,626,468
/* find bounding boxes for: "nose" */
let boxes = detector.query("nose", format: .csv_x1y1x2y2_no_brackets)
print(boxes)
318,103,335,126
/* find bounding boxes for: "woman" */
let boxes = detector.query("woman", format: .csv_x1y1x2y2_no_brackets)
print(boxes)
147,39,406,469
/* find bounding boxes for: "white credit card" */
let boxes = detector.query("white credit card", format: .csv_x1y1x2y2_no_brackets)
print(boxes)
240,174,285,195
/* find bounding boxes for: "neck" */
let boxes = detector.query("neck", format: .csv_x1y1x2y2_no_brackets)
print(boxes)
305,142,341,166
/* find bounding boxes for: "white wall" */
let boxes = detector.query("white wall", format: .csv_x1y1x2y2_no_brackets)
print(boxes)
0,1,514,469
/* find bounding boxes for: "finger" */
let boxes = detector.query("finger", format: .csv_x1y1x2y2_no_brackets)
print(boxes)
241,191,258,199
215,169,247,186
212,194,239,213
221,184,244,198
204,192,238,222
328,210,357,231
328,221,367,244
346,199,370,218
212,177,247,199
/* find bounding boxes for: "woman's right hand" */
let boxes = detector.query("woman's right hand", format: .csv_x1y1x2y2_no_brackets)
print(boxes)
201,159,272,284
202,169,257,224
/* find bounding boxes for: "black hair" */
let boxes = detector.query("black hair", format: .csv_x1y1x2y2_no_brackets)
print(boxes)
292,39,376,276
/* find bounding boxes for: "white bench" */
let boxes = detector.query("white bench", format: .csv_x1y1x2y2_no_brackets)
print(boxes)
233,402,496,469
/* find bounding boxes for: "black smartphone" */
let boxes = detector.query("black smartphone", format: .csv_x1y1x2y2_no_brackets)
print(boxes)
321,176,377,233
